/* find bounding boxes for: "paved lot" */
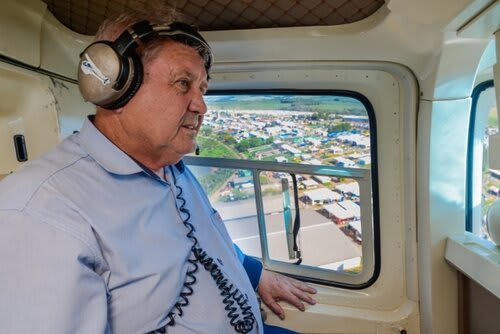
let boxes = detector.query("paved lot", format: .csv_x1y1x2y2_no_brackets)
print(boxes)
213,195,361,268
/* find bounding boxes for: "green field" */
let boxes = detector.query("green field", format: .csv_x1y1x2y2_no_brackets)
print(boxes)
196,136,240,159
195,136,239,196
205,95,366,115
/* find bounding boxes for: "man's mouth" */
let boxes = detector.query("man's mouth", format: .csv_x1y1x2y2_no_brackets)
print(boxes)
182,116,200,131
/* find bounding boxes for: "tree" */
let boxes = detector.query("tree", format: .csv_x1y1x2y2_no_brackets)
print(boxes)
328,122,352,133
236,137,264,152
200,127,213,136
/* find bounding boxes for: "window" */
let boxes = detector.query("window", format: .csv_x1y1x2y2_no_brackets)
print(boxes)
185,92,379,287
467,80,499,239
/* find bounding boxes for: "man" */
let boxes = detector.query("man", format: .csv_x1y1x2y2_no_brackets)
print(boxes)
0,5,315,334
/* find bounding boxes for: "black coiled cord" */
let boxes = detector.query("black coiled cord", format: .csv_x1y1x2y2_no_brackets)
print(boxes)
192,246,255,333
147,167,256,334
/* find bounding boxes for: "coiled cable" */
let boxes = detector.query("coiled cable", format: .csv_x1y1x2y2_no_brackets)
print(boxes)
147,166,256,333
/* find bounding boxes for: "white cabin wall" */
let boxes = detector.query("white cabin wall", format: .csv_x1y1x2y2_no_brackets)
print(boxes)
0,0,94,176
0,0,91,79
0,62,60,174
40,9,91,79
0,59,91,175
205,0,476,85
417,2,499,334
417,98,472,334
0,0,45,67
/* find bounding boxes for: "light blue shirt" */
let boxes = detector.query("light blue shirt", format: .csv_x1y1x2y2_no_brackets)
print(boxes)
0,117,263,334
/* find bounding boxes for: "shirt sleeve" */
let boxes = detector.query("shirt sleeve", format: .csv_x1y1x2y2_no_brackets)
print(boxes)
233,243,263,290
0,210,111,334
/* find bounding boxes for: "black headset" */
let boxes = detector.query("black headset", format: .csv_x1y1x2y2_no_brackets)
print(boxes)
77,20,213,110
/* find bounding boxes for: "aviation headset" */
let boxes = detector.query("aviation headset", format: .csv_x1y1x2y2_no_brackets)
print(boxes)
77,20,213,110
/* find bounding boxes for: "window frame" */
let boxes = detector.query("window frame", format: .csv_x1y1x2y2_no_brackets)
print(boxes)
186,89,381,289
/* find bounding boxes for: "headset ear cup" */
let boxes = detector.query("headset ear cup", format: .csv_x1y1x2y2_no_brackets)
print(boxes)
78,41,124,106
102,54,143,109
78,41,143,109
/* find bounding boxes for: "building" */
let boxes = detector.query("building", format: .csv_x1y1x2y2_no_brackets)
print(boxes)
348,220,362,242
281,143,301,156
303,188,343,204
329,146,344,154
335,182,360,197
275,156,288,163
332,157,355,167
229,176,253,189
322,202,356,224
312,175,331,184
338,200,361,217
301,179,319,190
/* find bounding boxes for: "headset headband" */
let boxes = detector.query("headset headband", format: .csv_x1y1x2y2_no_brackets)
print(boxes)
116,20,213,72
154,22,213,72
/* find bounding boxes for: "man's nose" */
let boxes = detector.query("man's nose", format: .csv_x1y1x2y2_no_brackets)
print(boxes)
190,91,207,115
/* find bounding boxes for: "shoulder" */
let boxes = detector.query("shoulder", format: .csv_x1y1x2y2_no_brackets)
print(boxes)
0,136,105,267
0,135,88,211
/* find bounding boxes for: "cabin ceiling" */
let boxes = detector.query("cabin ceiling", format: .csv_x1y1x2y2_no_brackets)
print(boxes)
41,0,385,35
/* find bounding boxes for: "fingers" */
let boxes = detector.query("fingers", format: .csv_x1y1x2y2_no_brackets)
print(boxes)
292,280,317,295
284,292,306,312
265,297,285,320
278,285,312,311
285,278,316,307
292,288,316,306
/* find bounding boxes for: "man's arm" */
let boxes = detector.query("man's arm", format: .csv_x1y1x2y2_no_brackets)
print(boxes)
0,210,110,333
234,244,263,289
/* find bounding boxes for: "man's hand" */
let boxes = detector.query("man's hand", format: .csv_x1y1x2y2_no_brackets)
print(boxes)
257,269,317,320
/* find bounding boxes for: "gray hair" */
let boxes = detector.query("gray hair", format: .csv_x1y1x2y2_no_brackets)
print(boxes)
94,2,189,69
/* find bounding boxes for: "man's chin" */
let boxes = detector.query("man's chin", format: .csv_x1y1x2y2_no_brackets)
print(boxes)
168,138,197,158
180,143,197,156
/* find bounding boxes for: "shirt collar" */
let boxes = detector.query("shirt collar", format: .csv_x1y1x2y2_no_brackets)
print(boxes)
77,116,185,176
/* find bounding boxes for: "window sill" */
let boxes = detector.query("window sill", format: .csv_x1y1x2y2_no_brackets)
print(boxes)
445,231,500,298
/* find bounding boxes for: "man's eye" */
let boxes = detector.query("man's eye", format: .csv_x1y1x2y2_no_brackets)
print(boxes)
178,79,190,90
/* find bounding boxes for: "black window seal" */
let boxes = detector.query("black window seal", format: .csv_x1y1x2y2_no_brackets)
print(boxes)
466,80,494,232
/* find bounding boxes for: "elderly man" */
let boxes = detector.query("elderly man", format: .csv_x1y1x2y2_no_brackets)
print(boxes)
0,5,315,334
